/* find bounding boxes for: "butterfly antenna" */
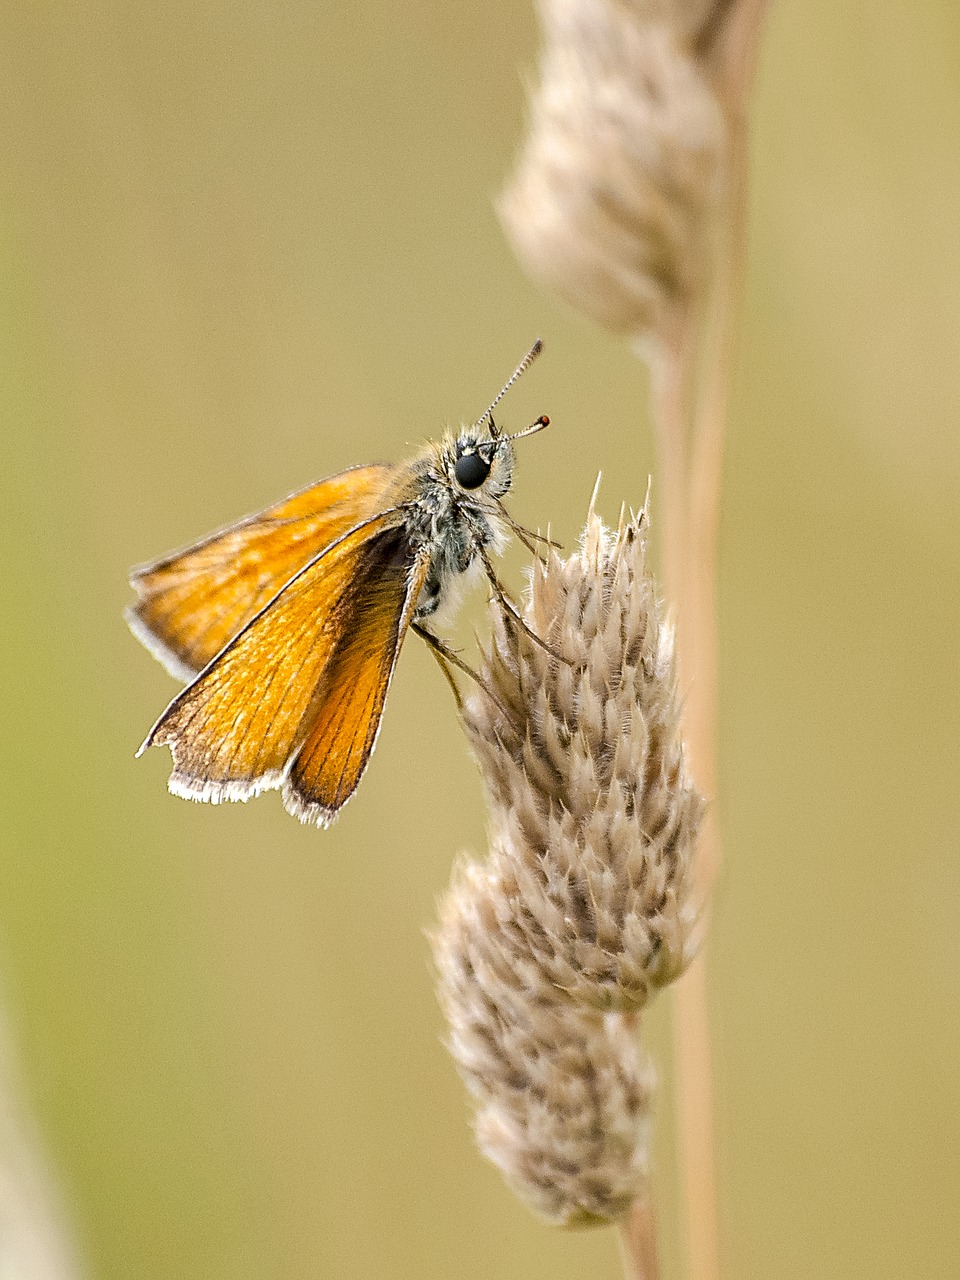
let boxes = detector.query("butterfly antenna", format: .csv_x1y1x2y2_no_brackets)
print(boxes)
472,338,543,435
504,414,550,444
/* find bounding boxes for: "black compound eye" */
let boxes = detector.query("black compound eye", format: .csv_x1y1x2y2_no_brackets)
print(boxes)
454,450,492,490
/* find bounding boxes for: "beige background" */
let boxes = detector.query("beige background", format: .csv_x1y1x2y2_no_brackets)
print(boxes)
1,3,959,1277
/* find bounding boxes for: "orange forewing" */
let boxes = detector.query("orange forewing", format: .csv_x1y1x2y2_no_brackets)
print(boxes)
283,547,429,823
140,511,420,820
127,463,396,679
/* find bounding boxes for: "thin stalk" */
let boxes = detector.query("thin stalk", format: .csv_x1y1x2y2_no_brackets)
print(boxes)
649,5,767,1276
618,1189,661,1280
652,320,723,1280
646,304,696,610
670,954,720,1280
688,0,768,900
617,1012,661,1280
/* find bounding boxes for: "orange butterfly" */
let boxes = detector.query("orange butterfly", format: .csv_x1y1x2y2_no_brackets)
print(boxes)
128,341,548,827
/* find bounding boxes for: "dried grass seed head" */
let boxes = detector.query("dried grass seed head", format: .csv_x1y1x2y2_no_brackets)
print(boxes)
500,0,725,339
434,860,654,1226
463,506,704,1012
618,0,721,46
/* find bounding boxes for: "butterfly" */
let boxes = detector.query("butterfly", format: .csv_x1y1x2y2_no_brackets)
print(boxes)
127,340,549,827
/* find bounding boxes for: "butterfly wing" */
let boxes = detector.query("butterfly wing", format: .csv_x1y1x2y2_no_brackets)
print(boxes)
141,510,427,823
127,463,396,680
282,547,429,825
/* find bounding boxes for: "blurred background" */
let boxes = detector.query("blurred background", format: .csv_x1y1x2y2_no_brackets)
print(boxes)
1,2,959,1278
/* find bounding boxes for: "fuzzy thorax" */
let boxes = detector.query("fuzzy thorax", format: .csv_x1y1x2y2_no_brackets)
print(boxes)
393,431,514,625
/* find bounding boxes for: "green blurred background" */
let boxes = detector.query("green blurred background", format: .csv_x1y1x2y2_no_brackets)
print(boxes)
2,3,958,1277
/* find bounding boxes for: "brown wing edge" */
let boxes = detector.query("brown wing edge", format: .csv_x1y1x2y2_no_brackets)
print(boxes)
278,551,429,829
135,510,409,807
126,462,396,682
125,606,201,683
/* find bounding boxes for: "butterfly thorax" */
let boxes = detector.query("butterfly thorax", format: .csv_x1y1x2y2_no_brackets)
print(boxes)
383,433,514,623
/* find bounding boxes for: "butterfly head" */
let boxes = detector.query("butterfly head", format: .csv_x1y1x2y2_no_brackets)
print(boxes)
441,338,549,503
449,408,551,501
451,415,513,499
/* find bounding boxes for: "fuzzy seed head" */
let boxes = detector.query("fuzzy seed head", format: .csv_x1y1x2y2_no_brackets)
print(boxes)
464,507,704,1011
619,0,720,45
433,504,704,1225
435,861,655,1226
500,0,725,339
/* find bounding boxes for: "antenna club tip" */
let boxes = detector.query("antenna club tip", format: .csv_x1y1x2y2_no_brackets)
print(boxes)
538,415,550,427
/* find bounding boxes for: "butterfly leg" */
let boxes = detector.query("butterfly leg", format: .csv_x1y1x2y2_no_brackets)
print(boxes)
412,623,466,710
494,500,562,559
473,542,568,665
411,623,513,721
